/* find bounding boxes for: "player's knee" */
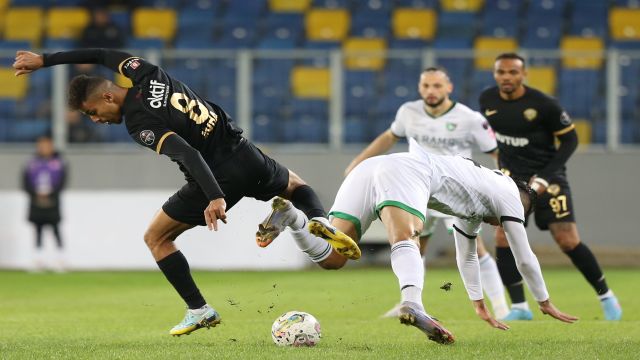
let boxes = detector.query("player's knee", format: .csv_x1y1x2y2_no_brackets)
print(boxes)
143,229,169,251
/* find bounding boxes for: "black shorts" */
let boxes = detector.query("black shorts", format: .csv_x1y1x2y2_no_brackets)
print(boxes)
515,174,576,230
162,141,290,226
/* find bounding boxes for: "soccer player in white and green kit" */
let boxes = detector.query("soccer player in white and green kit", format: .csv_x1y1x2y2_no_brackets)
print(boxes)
345,67,509,319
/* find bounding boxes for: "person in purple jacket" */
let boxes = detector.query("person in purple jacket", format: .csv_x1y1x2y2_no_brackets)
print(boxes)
22,136,68,271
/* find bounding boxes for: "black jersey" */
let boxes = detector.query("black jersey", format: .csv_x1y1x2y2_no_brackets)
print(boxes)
479,86,575,178
43,49,246,201
118,56,244,164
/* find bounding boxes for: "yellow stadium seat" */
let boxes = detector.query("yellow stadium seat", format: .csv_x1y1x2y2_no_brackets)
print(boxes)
291,67,330,99
392,8,437,40
474,37,517,69
441,0,484,12
343,37,386,70
46,7,90,39
269,0,312,12
526,66,556,95
3,7,43,46
306,9,350,41
0,68,28,99
573,119,592,146
132,8,176,41
560,36,603,69
609,8,640,40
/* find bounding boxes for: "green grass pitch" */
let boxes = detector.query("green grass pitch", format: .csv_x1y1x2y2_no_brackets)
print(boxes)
1,268,638,359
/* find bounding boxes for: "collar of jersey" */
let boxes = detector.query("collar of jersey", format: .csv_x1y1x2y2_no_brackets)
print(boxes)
423,101,456,119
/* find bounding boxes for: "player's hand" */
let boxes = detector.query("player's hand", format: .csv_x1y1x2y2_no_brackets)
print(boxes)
528,176,548,195
204,197,227,231
13,50,44,76
473,300,510,330
538,299,578,323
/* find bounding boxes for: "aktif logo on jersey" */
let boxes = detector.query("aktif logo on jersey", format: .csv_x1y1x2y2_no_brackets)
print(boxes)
446,123,457,131
524,108,538,121
147,80,167,109
140,130,155,145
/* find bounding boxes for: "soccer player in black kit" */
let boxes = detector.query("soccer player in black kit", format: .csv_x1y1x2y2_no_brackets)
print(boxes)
479,53,622,321
13,48,360,335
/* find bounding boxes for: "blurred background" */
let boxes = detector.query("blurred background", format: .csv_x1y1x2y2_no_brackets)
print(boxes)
0,0,638,271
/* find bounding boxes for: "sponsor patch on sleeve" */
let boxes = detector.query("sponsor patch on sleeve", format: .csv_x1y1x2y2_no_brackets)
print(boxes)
560,111,572,125
140,129,155,145
124,58,141,71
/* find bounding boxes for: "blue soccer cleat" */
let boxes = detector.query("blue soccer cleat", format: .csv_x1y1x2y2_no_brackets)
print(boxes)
170,305,221,336
601,296,622,321
501,308,533,321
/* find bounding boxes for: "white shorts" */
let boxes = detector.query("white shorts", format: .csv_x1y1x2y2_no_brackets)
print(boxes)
328,155,431,239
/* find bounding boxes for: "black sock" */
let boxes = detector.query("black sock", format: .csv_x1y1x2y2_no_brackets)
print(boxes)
564,242,609,295
290,184,326,219
496,247,526,304
156,251,206,309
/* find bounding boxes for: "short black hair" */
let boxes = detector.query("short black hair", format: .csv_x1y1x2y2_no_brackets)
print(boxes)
68,75,107,110
515,180,537,218
422,66,450,77
495,52,526,68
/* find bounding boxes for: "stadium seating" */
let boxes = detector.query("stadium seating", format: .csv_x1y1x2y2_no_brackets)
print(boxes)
269,0,312,12
0,0,639,145
132,8,177,43
560,36,604,69
0,68,28,99
526,66,557,95
474,37,518,69
3,7,44,46
305,8,350,41
609,7,640,41
291,66,331,99
46,7,90,39
343,37,386,71
392,8,437,41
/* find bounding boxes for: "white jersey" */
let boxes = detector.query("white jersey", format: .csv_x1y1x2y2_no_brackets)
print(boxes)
329,138,524,238
390,100,497,158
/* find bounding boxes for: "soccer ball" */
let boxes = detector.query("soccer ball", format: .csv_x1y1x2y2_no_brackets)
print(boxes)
271,310,321,347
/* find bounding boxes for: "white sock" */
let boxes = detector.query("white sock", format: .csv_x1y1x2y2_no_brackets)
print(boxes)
290,229,332,262
598,290,614,301
287,207,307,231
511,301,530,311
479,253,509,318
390,240,424,311
190,304,210,314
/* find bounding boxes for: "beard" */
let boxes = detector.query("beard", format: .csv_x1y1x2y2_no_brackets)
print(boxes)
424,96,445,108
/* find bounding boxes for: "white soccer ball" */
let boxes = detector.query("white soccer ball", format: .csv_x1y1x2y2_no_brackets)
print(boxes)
271,310,322,347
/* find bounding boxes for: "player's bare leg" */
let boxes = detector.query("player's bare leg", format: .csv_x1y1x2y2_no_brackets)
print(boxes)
380,206,454,344
550,222,621,321
145,210,221,336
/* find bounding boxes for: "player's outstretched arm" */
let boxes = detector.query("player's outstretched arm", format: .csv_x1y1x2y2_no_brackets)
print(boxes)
13,50,43,76
538,299,579,323
472,300,509,330
14,48,133,75
344,130,398,176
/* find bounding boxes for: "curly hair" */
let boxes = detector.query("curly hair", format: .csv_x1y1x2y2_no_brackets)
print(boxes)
68,75,107,110
515,180,537,218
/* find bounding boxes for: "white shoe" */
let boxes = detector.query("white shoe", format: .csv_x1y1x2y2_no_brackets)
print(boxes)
381,303,403,318
256,197,298,248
